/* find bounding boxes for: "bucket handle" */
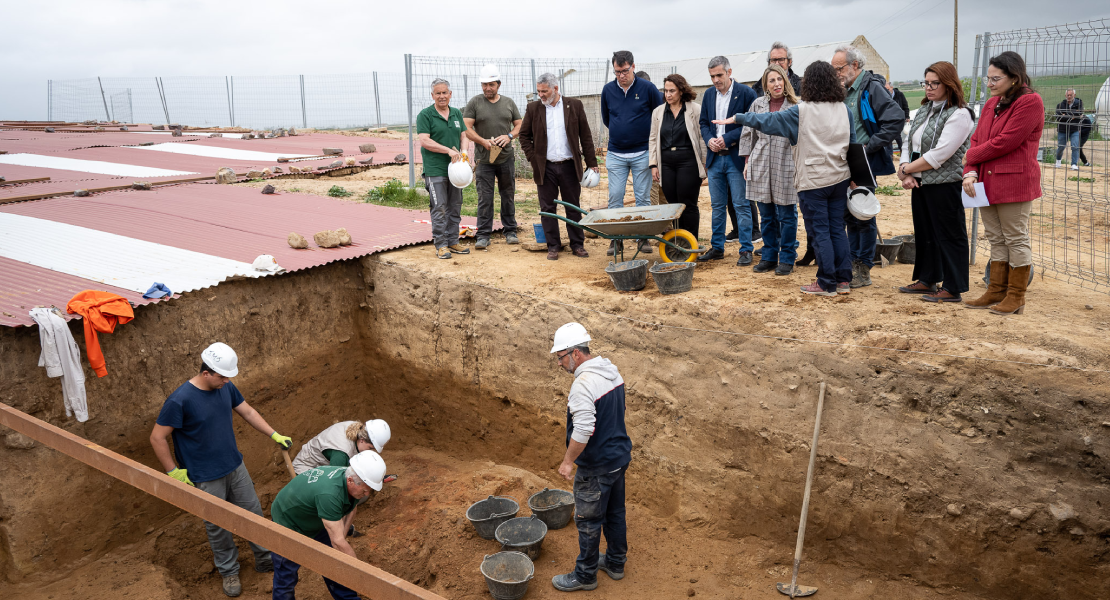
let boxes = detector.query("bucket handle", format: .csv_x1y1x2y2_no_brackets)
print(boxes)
488,494,521,520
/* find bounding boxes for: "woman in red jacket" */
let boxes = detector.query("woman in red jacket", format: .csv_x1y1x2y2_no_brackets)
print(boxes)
962,51,1044,315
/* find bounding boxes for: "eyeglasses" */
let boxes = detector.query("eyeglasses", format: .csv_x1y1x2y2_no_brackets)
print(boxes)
768,57,789,65
555,350,571,361
987,76,1007,84
614,67,633,76
831,64,848,74
921,81,943,90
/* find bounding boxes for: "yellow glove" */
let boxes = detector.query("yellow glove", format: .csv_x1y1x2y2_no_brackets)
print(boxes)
271,431,292,449
168,468,194,486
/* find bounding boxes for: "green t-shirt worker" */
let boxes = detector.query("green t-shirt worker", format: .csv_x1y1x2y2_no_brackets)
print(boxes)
463,63,523,249
270,451,388,600
418,77,471,260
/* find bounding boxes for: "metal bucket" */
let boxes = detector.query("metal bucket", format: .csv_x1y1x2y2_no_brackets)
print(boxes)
480,551,534,600
527,488,575,530
875,239,902,264
649,261,696,295
466,495,520,540
605,259,649,292
892,235,916,264
494,515,549,561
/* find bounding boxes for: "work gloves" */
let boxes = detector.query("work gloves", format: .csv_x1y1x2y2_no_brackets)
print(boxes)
271,431,292,450
168,468,194,486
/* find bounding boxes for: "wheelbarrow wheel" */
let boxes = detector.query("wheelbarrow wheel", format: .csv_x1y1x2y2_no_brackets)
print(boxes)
659,229,698,263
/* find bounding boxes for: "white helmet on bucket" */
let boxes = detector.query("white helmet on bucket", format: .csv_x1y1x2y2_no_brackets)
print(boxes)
349,451,387,491
581,169,600,188
550,322,591,354
364,419,391,453
201,342,239,377
448,160,473,188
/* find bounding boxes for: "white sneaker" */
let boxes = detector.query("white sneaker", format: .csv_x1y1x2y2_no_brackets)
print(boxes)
1070,164,1079,171
1055,160,1062,168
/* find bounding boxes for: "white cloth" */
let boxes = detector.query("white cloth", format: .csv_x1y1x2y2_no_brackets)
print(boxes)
715,81,735,138
545,97,573,162
901,101,974,174
291,420,360,475
567,356,624,444
29,307,88,422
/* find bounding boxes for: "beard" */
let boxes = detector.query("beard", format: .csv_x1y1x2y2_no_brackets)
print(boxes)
483,89,497,99
543,94,558,107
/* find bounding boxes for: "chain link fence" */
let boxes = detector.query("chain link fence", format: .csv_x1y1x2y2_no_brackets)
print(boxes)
969,19,1110,292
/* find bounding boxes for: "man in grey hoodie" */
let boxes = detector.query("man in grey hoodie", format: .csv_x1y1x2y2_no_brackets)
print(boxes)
549,323,632,592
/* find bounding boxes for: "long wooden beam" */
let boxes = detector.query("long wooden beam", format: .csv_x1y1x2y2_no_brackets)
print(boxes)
0,403,446,600
0,177,51,187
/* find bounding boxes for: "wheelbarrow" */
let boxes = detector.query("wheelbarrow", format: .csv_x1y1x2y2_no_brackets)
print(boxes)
538,200,703,263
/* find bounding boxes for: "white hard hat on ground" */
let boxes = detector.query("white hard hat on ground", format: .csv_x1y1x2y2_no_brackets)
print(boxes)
349,451,387,491
847,187,881,221
201,342,239,377
364,419,391,453
252,254,283,272
581,169,600,188
448,160,473,188
479,64,501,84
551,322,591,354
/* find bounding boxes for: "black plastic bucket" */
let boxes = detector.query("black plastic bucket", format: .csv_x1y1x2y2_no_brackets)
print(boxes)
649,261,696,295
892,235,916,264
527,488,575,530
494,515,549,561
875,239,902,264
605,259,649,292
480,551,534,600
466,496,520,540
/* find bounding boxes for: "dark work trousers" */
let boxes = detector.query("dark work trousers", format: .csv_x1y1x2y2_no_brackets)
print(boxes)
573,465,628,585
272,529,358,600
660,147,702,239
798,195,816,260
910,181,970,294
797,179,853,292
538,160,585,250
475,160,517,239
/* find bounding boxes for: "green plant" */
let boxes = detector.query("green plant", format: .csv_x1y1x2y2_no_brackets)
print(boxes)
1068,176,1095,183
327,185,353,198
364,179,425,209
875,184,903,196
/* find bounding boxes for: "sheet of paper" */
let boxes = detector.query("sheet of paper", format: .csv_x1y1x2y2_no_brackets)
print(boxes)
962,182,988,208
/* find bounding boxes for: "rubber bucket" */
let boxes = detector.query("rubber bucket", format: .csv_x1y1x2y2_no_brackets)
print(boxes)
495,515,549,561
527,488,575,530
875,239,902,264
466,496,520,540
892,235,916,264
480,551,534,600
649,261,696,295
532,223,546,244
605,259,649,292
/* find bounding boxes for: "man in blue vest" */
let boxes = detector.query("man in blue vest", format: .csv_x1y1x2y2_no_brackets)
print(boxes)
549,323,632,592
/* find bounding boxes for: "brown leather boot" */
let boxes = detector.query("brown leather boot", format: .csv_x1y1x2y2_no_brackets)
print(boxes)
990,264,1030,315
964,261,1009,309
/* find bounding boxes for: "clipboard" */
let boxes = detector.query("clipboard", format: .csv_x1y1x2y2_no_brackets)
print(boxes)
847,143,876,188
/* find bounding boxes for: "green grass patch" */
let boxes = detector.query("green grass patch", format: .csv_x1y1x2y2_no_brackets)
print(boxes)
363,179,425,209
327,185,353,198
1068,176,1095,183
875,184,903,196
363,177,542,222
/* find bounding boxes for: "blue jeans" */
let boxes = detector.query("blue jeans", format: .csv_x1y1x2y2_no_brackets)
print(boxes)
1057,130,1081,165
798,180,853,292
845,211,877,267
756,202,799,264
606,152,652,209
572,465,628,585
272,529,358,600
707,158,753,251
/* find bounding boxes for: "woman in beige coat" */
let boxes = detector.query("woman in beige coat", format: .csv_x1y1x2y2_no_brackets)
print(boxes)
649,74,707,238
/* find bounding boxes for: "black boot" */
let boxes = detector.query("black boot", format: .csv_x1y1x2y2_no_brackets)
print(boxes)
795,245,816,267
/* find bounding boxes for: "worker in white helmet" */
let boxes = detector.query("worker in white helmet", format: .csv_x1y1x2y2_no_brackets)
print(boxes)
549,323,632,593
149,342,293,598
270,450,389,600
463,63,524,249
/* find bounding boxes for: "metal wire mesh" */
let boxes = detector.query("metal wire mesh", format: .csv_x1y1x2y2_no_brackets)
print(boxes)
970,19,1110,292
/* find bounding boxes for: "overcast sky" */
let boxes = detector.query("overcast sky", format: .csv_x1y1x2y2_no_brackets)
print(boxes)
2,0,1108,121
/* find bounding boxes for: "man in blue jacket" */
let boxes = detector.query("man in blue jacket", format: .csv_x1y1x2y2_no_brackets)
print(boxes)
831,45,904,288
601,50,664,256
549,323,631,593
698,56,758,265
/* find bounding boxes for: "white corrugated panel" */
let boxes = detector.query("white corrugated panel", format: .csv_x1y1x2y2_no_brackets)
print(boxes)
0,153,198,177
0,213,267,294
123,143,312,162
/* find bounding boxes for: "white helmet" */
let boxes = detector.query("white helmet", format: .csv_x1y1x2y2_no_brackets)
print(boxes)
364,419,391,453
201,342,239,377
550,322,591,354
349,451,387,491
479,64,501,84
448,160,473,188
847,187,881,221
581,169,600,188
251,254,282,272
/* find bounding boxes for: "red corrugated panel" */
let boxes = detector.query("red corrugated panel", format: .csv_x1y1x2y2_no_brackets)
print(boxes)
0,132,207,154
190,134,422,163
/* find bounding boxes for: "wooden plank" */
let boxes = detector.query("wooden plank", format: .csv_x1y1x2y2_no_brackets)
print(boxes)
0,402,447,600
0,177,51,186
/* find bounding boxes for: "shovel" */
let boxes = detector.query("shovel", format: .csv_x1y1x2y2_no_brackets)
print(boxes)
776,382,826,598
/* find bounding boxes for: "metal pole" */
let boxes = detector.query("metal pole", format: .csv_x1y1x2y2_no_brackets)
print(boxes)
127,89,133,124
599,61,610,144
299,74,307,129
979,32,991,103
225,76,234,127
230,76,236,127
953,0,958,72
373,71,382,128
969,207,980,265
156,77,171,125
97,76,110,122
405,54,416,189
463,74,468,103
47,80,52,121
970,35,982,110
530,59,538,99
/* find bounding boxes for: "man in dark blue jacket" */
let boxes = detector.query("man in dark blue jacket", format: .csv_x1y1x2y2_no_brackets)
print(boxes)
601,50,664,255
549,323,631,593
698,56,758,265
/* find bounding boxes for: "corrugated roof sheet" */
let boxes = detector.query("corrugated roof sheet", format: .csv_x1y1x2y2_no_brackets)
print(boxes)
0,256,157,328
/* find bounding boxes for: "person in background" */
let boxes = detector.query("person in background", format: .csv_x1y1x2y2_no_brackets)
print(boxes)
751,41,802,97
649,74,706,238
1054,88,1084,171
417,78,471,260
962,51,1044,316
601,50,664,256
637,71,666,207
738,64,799,276
830,45,905,289
714,61,856,297
291,420,390,474
1078,113,1093,167
463,64,523,248
896,61,975,303
886,79,911,152
698,55,758,265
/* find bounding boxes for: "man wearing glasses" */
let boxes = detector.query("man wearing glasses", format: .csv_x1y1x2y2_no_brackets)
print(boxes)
751,41,802,97
601,50,665,256
549,322,631,593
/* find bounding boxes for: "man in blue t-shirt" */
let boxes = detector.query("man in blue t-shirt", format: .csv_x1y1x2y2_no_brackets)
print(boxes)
149,342,293,598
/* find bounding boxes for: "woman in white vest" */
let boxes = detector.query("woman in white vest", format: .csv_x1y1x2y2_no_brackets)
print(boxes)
713,61,857,296
291,419,390,475
896,61,975,303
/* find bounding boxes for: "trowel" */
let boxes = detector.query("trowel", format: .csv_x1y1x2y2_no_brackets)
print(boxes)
488,144,502,164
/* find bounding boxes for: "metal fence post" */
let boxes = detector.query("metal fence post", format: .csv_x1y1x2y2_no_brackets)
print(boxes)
405,54,415,189
599,61,610,144
97,77,111,122
373,71,382,128
47,80,52,121
127,89,133,124
156,77,171,125
970,35,981,109
299,75,308,129
463,74,468,104
225,76,234,127
530,59,537,99
230,76,236,127
979,32,991,102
